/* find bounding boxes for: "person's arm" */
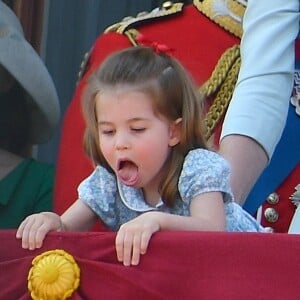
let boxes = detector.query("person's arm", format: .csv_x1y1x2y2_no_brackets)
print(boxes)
60,199,98,231
16,199,97,250
115,191,225,266
219,135,268,206
220,0,299,205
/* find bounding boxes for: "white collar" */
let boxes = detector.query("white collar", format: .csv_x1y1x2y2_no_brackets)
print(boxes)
117,179,164,212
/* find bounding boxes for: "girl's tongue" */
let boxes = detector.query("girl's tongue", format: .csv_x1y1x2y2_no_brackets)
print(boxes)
117,160,138,186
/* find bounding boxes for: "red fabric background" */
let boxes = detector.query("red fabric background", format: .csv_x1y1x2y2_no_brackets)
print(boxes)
1,230,300,299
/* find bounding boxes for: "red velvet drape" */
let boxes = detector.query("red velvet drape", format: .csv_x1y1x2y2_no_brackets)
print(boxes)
1,230,300,299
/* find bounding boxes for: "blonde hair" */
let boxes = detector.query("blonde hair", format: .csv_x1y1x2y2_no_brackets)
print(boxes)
82,46,207,207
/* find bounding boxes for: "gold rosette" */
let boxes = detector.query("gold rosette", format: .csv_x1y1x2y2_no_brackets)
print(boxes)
28,249,80,300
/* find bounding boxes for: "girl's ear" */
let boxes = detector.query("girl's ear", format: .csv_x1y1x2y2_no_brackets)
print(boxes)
169,118,182,147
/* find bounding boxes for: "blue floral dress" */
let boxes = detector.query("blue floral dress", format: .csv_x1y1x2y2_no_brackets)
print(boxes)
78,149,266,232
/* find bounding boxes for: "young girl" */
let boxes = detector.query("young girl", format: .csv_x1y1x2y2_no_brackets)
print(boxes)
16,46,267,266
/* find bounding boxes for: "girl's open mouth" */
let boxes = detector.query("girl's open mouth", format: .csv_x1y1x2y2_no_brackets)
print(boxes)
117,159,139,186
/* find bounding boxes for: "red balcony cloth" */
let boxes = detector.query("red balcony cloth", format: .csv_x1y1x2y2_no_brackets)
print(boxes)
1,230,300,300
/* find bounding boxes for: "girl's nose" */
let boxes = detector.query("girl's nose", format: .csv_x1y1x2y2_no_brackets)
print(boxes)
115,133,129,150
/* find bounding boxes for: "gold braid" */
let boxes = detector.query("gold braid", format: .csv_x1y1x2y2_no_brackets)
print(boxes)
200,45,240,96
200,45,241,139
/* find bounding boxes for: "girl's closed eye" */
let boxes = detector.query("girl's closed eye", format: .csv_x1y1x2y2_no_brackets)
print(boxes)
103,130,114,135
131,127,146,133
99,127,115,135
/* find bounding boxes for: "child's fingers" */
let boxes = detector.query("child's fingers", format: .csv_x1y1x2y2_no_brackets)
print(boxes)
34,224,50,249
16,218,26,239
16,214,37,240
122,232,134,266
27,222,47,250
19,216,36,249
140,231,152,255
131,234,142,266
25,218,43,250
16,215,46,250
115,229,125,263
17,212,61,250
116,227,138,266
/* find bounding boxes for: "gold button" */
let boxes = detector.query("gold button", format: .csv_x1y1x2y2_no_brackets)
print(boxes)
264,207,279,223
162,1,173,10
266,192,279,205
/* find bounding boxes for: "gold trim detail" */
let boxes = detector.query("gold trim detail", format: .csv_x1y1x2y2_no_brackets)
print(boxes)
104,2,184,34
77,1,184,82
193,0,246,38
28,249,80,300
124,28,140,46
201,45,241,139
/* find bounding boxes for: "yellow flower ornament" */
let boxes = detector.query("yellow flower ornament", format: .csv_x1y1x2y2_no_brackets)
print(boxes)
28,249,80,300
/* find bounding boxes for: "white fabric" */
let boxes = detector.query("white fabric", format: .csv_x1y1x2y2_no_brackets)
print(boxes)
221,0,300,159
289,206,300,234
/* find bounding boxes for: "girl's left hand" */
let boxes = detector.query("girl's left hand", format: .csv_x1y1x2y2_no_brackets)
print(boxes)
115,212,160,266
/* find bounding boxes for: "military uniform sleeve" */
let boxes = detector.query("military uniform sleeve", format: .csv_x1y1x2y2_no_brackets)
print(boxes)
221,0,299,159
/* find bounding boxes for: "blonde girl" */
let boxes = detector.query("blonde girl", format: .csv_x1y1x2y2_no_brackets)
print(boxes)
17,46,266,266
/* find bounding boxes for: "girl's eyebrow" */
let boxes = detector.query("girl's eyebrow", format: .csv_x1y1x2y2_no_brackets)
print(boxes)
98,117,151,125
128,117,151,122
97,121,112,126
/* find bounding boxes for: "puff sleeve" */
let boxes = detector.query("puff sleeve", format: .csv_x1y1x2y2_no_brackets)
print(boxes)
178,149,234,205
77,166,119,229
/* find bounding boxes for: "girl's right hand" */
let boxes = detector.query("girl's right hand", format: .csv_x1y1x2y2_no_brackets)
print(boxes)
16,212,62,250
